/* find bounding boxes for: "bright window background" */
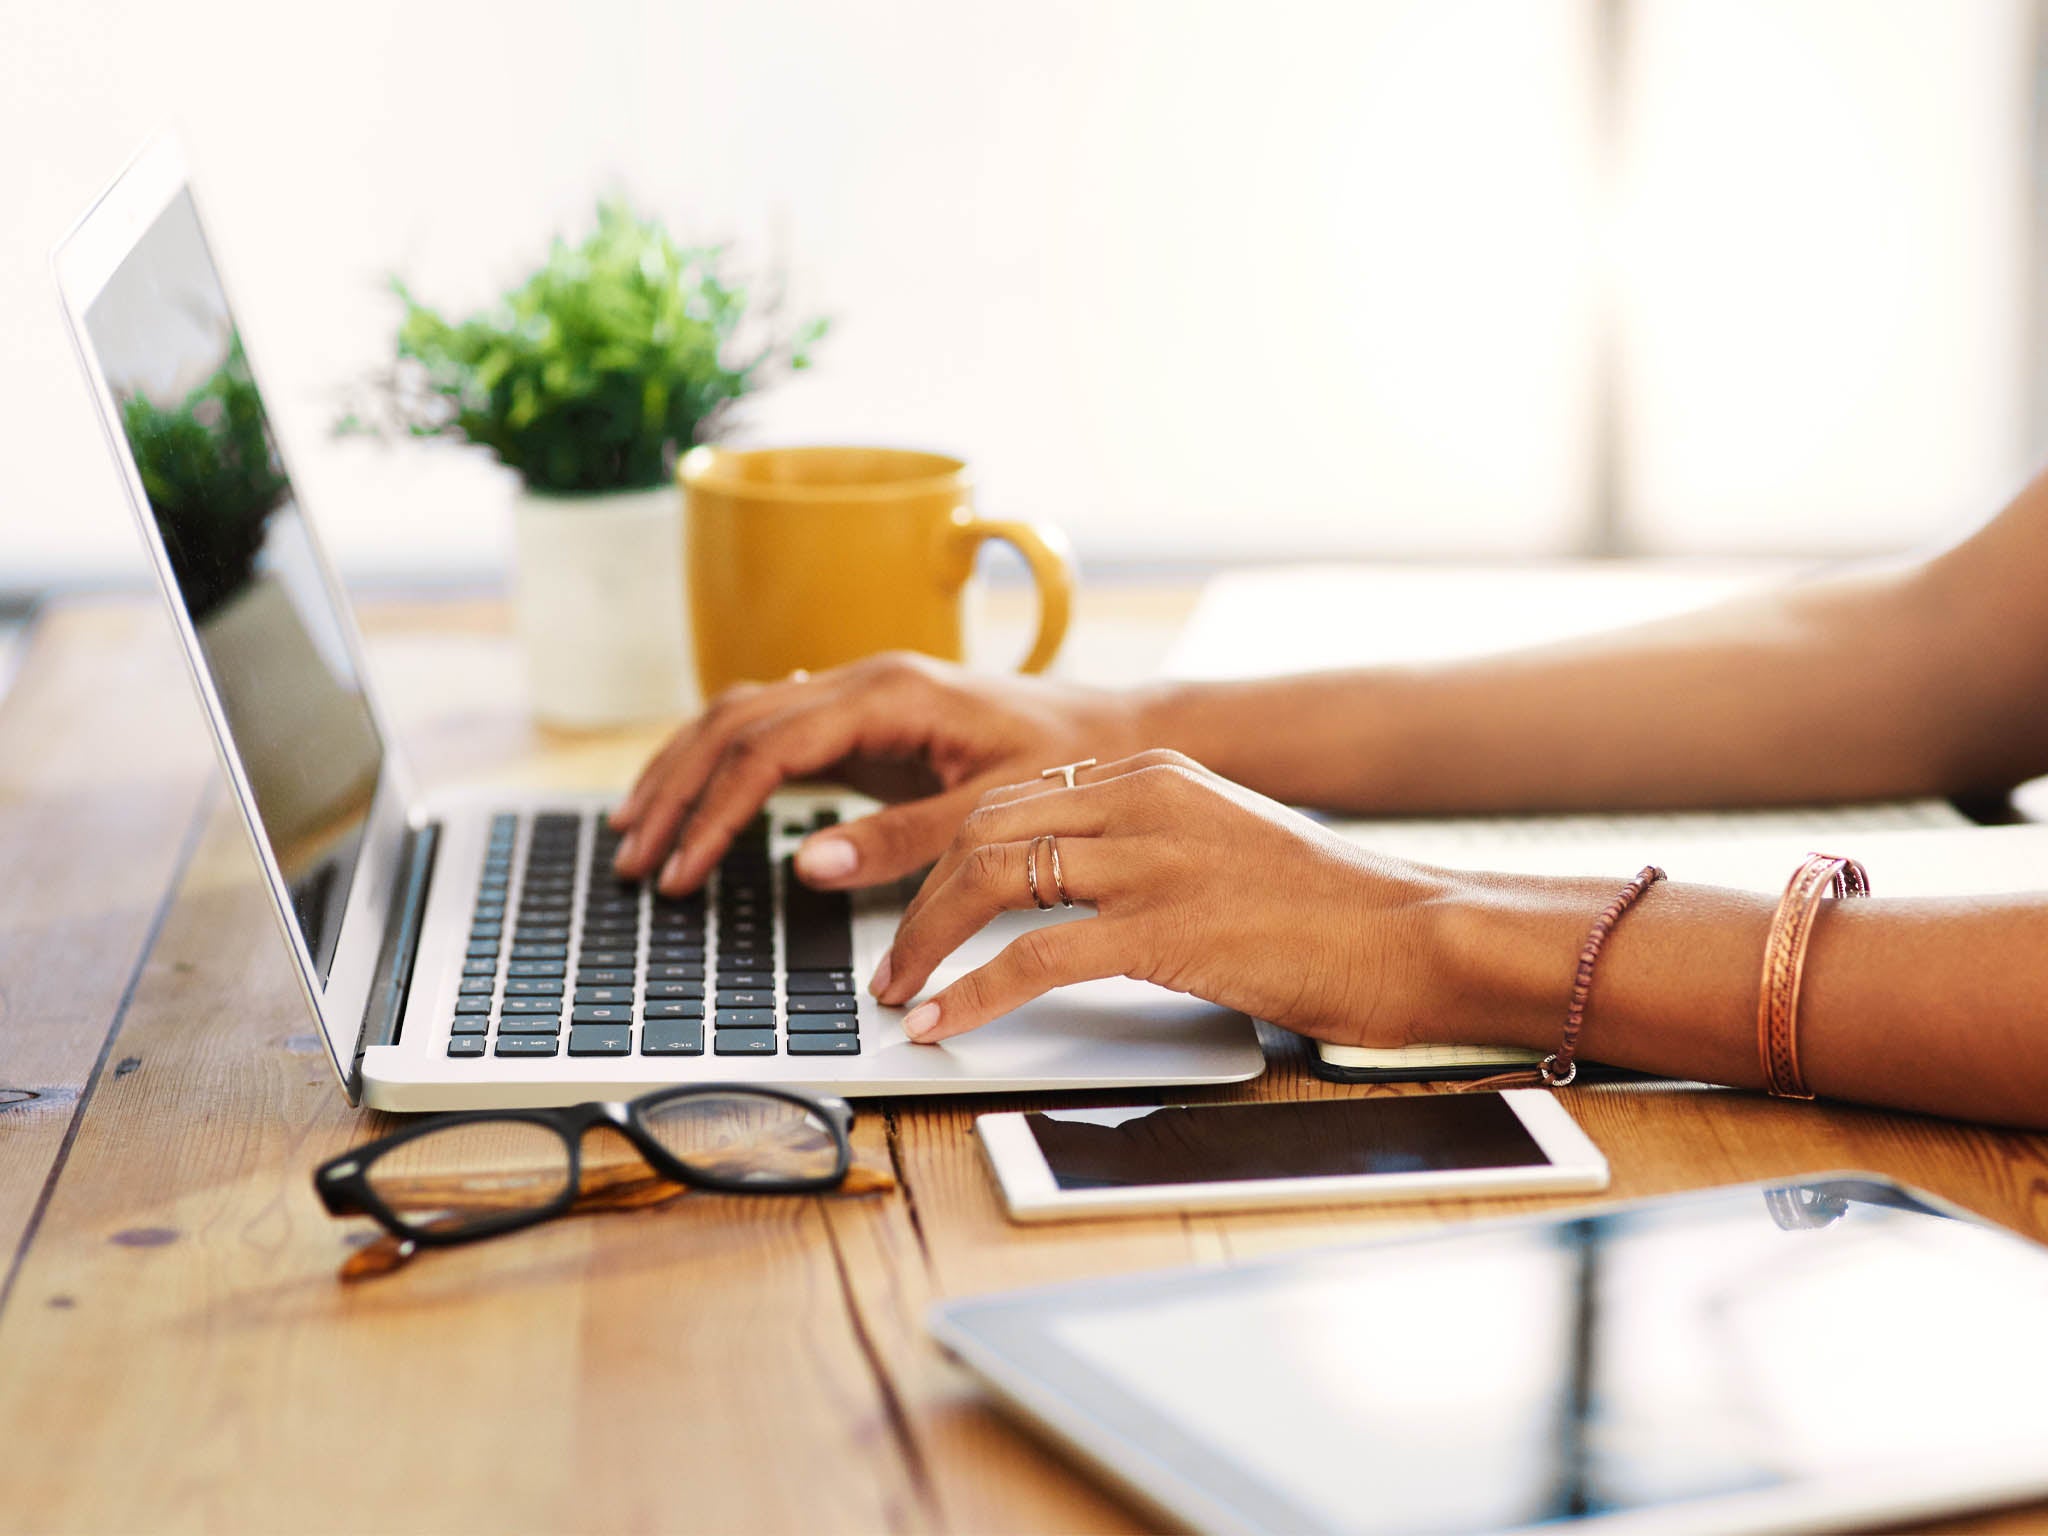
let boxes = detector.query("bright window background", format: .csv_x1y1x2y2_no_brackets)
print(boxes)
1616,0,2032,554
0,0,2031,587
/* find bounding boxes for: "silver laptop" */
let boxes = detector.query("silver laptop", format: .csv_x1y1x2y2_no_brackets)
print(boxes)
53,139,1266,1111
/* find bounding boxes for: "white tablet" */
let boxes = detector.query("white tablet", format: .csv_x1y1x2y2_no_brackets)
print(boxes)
931,1175,2048,1536
977,1090,1607,1222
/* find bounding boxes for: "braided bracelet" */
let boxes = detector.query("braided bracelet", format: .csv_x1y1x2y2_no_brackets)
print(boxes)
1538,865,1667,1087
1757,853,1870,1099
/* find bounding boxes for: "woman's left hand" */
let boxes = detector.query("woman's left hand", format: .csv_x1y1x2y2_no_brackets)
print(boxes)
873,750,1464,1047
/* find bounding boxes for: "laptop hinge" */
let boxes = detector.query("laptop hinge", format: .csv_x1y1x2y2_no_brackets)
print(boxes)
352,820,440,1087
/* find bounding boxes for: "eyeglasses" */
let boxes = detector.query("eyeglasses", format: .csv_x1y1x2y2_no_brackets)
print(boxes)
315,1085,857,1263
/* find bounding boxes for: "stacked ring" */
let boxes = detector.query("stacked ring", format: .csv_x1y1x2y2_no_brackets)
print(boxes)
1024,835,1075,911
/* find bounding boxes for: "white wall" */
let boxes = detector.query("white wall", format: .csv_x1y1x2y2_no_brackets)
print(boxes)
0,0,2030,588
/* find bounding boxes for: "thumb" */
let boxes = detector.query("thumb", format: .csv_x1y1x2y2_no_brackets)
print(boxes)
792,787,981,889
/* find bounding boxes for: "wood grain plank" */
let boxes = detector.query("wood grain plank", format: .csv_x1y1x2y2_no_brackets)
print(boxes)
0,600,214,1290
0,800,930,1535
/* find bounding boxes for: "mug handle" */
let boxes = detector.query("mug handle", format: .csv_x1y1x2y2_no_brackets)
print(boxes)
954,514,1075,674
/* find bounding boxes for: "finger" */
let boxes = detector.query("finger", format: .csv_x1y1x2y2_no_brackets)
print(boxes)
612,685,781,874
657,692,909,894
616,677,852,881
879,836,1115,1004
901,777,1125,929
899,916,1132,1044
791,783,985,890
612,683,773,827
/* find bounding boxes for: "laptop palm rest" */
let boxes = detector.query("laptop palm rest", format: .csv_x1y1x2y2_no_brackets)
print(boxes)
866,903,1263,1084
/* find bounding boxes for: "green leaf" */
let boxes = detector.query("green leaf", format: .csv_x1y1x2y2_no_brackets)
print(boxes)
343,201,828,492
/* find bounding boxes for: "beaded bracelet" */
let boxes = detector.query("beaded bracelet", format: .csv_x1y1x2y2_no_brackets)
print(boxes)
1538,865,1667,1086
1756,853,1870,1099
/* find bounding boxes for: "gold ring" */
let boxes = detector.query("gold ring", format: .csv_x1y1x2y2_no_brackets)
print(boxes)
1046,833,1073,908
1025,835,1053,910
1040,757,1097,790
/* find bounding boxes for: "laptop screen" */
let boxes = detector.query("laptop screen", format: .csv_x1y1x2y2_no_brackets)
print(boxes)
83,188,385,985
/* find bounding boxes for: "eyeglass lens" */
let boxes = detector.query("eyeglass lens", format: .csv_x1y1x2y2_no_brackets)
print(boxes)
637,1091,843,1184
363,1119,572,1237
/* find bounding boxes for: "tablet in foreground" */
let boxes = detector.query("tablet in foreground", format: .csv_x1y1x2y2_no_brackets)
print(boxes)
932,1175,2048,1536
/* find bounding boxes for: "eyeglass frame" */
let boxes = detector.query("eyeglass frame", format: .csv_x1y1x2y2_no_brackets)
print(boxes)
314,1083,857,1248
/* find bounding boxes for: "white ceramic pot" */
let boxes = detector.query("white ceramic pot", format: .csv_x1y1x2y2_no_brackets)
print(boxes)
511,484,693,728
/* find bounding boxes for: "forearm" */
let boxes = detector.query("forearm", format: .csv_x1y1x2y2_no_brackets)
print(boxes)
1428,875,2048,1128
1134,476,2048,814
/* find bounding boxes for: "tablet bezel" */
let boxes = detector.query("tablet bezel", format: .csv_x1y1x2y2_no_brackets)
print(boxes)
931,1173,2048,1536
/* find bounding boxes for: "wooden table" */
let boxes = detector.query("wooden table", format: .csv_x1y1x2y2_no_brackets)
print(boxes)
3,591,2046,1535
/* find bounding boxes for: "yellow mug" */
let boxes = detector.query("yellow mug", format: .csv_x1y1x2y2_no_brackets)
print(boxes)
679,446,1075,697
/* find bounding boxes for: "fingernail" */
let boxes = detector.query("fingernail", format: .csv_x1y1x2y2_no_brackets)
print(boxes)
869,952,893,999
659,852,686,891
796,835,858,883
615,832,640,870
902,1001,939,1042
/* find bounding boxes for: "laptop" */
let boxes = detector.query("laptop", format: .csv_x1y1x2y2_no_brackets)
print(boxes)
53,138,1266,1111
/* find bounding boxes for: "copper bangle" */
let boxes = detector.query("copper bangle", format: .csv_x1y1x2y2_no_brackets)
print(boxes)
1756,853,1871,1100
1540,865,1667,1087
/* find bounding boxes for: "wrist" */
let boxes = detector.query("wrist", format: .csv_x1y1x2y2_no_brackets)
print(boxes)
1421,872,1623,1051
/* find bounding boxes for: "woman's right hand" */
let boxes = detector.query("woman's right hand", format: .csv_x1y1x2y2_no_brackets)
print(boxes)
608,651,1152,896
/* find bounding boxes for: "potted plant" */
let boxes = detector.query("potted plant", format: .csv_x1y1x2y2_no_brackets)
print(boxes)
347,203,826,726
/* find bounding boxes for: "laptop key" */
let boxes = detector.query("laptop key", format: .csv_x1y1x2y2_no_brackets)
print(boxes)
507,959,566,978
466,940,500,959
715,990,775,1010
643,999,705,1020
494,1035,560,1057
504,978,564,997
501,996,562,1015
448,1037,487,1057
787,996,857,1014
648,947,705,967
462,957,498,977
645,981,701,1000
641,1021,705,1055
785,1014,859,1034
716,970,774,991
567,1025,633,1057
781,870,853,971
513,924,571,943
715,1008,776,1031
574,987,634,1006
713,1029,778,1056
469,921,503,940
646,964,705,983
450,1016,490,1035
455,997,492,1015
786,971,855,996
580,949,637,968
496,1018,562,1035
787,1034,860,1056
511,943,568,961
571,1005,635,1025
578,967,636,987
459,976,496,995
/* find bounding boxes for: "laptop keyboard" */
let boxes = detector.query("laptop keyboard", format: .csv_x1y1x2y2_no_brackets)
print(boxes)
447,808,860,1062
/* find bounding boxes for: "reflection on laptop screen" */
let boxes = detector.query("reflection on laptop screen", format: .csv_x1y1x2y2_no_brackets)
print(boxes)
83,188,384,984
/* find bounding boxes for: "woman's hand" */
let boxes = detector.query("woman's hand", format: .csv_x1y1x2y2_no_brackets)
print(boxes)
609,652,1152,896
872,749,1477,1048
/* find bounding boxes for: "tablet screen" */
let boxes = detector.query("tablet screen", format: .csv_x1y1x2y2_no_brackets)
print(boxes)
941,1180,2048,1534
1023,1096,1550,1189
